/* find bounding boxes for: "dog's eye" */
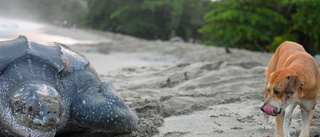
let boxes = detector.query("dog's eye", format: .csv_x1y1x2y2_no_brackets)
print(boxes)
274,89,281,95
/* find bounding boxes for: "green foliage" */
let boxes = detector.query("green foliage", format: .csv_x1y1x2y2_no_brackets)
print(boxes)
270,33,298,52
200,0,320,54
84,0,211,40
199,0,288,51
290,0,320,55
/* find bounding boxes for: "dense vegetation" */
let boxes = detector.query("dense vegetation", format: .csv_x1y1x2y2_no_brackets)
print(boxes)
1,0,319,54
85,0,210,41
199,0,320,55
199,0,288,52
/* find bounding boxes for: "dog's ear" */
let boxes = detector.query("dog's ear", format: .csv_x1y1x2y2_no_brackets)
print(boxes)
286,75,303,93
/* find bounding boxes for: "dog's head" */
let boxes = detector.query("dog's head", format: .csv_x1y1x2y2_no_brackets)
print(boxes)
260,70,303,116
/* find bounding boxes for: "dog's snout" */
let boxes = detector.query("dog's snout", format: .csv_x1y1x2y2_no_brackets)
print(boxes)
273,108,282,116
260,105,265,112
273,107,278,115
260,104,283,116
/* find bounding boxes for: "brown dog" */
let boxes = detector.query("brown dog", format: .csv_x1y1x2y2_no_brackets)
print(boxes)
260,41,320,137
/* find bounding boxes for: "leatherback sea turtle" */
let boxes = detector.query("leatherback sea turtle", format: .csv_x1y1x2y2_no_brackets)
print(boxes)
0,36,138,137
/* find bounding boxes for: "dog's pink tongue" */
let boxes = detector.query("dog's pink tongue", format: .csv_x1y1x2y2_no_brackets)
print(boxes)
263,105,275,115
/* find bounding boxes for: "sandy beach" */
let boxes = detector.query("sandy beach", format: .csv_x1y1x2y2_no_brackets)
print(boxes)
1,17,320,137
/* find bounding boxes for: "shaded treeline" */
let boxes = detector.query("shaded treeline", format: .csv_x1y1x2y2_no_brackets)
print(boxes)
84,0,211,41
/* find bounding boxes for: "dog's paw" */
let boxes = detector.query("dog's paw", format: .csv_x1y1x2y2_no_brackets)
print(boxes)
284,129,292,137
262,124,272,129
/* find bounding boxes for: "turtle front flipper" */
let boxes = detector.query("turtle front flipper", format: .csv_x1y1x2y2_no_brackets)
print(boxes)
66,71,138,133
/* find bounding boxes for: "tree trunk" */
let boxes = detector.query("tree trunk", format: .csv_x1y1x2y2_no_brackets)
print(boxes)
169,15,181,39
169,29,176,39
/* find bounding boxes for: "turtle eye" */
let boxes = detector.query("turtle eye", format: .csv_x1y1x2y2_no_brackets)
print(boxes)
274,89,281,95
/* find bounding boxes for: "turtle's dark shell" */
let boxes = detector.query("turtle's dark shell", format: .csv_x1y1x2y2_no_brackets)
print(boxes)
0,36,138,137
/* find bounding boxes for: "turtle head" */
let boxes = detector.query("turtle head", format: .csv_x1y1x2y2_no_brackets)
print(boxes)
9,83,64,131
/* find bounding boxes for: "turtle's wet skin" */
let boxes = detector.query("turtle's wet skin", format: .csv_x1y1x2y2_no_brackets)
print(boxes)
0,36,138,137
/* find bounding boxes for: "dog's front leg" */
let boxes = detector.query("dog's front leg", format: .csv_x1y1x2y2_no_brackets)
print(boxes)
263,113,272,129
284,104,297,137
299,108,314,137
275,111,285,137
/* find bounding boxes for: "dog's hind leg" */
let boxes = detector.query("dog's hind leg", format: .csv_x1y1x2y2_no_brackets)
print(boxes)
284,104,297,137
299,108,314,137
